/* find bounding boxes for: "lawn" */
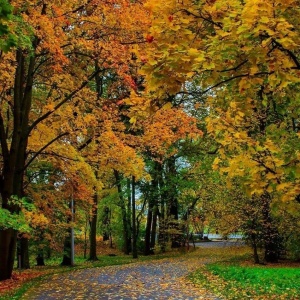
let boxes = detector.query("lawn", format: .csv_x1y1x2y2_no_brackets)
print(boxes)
189,258,300,300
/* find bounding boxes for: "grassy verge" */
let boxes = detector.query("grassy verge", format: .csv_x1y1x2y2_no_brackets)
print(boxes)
189,251,300,300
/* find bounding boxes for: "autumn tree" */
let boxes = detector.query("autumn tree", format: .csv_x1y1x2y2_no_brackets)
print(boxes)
139,0,300,261
0,0,149,280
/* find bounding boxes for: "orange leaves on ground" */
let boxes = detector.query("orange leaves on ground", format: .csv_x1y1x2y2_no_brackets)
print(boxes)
0,271,43,296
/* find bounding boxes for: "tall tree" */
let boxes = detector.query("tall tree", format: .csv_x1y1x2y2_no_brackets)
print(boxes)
0,0,148,280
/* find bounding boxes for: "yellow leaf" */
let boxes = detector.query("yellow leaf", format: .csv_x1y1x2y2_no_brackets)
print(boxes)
129,116,137,124
162,102,172,110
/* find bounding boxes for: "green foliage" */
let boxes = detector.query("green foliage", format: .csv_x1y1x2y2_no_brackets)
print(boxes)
0,0,12,34
0,208,28,231
0,0,17,51
0,197,35,231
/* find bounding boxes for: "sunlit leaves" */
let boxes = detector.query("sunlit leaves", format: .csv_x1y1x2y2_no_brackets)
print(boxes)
141,0,300,203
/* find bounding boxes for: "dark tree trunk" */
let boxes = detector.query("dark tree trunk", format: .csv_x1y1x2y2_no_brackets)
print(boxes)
126,178,132,252
131,176,138,259
181,198,198,247
114,170,131,255
89,193,98,261
18,236,30,269
46,246,51,259
150,205,158,252
61,201,74,266
144,194,153,255
157,163,167,252
83,215,88,259
166,157,180,248
0,229,17,280
36,248,45,266
61,227,72,266
102,206,110,242
145,163,159,255
262,193,280,263
250,233,260,264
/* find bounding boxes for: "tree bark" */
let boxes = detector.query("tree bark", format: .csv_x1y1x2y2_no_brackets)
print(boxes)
144,191,153,255
150,205,158,252
157,162,167,252
131,176,138,259
61,227,73,266
102,206,110,242
166,157,180,248
114,170,131,255
89,193,98,261
251,233,260,264
18,236,30,269
36,248,45,266
262,193,280,263
0,229,17,280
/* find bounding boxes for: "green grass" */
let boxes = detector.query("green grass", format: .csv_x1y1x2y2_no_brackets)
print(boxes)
189,262,300,300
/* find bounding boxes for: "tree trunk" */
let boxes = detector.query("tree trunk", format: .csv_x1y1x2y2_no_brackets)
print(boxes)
0,229,17,280
131,176,138,259
36,248,45,266
89,193,98,261
102,206,110,242
18,236,30,269
157,163,167,252
251,233,260,264
83,215,88,259
144,192,153,255
262,193,280,263
114,170,131,255
126,178,132,252
61,201,74,266
61,227,73,266
166,157,180,248
150,205,158,252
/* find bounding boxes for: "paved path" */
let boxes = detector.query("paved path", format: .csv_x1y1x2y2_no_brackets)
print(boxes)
192,240,245,248
23,256,220,300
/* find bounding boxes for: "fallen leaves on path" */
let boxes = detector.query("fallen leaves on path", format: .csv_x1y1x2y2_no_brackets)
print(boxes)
23,255,219,299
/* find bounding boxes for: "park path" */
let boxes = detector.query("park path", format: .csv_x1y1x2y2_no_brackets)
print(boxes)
23,254,221,300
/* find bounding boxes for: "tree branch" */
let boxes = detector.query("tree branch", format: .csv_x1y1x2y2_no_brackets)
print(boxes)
28,69,101,134
24,132,69,170
273,39,300,69
219,60,248,73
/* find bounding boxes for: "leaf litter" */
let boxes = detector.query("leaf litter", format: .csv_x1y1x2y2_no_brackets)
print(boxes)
22,255,221,299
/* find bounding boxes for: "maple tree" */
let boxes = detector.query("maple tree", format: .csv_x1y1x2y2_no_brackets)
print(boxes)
0,0,149,280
